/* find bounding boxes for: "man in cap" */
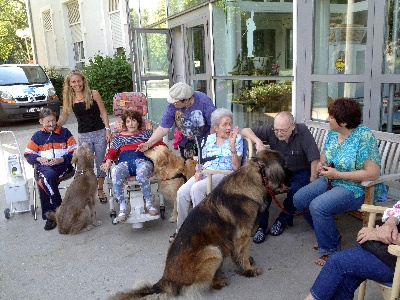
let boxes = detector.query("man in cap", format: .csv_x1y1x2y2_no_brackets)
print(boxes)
138,82,216,158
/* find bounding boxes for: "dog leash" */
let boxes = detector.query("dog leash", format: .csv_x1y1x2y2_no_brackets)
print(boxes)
255,160,310,217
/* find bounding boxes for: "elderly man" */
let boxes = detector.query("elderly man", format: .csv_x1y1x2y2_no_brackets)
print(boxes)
24,108,77,230
241,111,320,243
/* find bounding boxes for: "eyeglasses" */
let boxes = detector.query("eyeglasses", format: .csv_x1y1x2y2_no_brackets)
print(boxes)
173,99,186,106
272,125,293,133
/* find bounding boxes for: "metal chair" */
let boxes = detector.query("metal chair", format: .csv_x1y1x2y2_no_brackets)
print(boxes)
32,164,75,220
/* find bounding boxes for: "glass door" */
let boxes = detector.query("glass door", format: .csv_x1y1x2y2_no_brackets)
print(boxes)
185,19,211,95
132,28,173,124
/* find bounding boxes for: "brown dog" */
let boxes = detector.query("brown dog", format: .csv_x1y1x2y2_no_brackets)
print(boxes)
46,143,102,234
111,149,288,299
144,145,196,222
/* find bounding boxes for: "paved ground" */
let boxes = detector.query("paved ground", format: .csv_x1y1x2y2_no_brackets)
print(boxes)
0,116,384,300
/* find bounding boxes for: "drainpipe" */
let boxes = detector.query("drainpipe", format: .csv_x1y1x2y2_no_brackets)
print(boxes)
25,0,38,63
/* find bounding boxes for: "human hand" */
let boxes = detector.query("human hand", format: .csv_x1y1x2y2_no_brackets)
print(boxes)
37,157,63,166
357,227,378,244
100,160,111,172
317,161,325,173
105,130,112,143
137,142,150,152
195,172,203,181
255,141,267,154
319,164,336,180
229,126,239,145
376,222,398,244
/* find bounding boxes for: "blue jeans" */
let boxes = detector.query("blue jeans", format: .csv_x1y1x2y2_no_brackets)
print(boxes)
78,128,107,178
293,177,364,255
310,245,394,300
258,170,311,229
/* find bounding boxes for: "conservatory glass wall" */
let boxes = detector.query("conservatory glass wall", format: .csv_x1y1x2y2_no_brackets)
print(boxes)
212,0,294,129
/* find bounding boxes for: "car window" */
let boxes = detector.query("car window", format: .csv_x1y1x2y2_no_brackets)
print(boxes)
0,66,48,86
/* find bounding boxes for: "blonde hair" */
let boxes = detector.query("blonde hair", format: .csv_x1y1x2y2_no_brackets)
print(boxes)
62,69,93,113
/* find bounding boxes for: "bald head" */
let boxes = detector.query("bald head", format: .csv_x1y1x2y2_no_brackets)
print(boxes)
273,111,295,142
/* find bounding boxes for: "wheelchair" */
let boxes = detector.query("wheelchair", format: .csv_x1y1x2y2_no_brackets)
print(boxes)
31,164,75,220
106,92,165,228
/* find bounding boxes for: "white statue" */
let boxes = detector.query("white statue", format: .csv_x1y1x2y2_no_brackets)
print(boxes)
246,10,256,58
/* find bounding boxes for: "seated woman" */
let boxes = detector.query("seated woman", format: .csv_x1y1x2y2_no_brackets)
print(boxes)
100,110,160,223
304,201,400,300
171,108,243,241
293,98,386,266
24,108,78,230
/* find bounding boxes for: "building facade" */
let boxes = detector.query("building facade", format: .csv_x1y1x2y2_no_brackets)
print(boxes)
27,0,400,132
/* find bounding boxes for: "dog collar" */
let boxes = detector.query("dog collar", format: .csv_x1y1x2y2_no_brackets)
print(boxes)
162,173,187,182
74,168,92,177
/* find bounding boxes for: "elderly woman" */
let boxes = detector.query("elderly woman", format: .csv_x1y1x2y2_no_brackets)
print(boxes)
169,108,243,242
100,110,158,223
294,98,386,266
304,201,399,300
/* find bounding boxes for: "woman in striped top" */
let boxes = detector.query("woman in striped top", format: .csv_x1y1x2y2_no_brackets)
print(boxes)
100,110,156,223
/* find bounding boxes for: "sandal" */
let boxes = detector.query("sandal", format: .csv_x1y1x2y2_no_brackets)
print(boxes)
315,255,330,266
98,189,108,204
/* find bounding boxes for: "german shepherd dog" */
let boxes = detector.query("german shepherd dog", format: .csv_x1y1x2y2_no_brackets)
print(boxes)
110,149,287,299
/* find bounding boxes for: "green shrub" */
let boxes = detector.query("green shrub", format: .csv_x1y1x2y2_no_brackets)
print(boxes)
43,66,65,102
83,51,132,114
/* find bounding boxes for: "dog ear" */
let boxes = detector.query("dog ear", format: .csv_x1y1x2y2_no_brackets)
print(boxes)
85,147,95,161
258,150,286,190
71,151,77,164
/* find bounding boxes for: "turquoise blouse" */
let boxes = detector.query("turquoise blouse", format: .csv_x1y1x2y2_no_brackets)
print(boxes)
324,124,386,202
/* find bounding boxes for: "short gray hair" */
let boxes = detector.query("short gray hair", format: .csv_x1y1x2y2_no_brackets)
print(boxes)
211,108,233,127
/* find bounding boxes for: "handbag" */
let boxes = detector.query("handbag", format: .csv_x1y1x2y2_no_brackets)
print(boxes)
360,224,400,270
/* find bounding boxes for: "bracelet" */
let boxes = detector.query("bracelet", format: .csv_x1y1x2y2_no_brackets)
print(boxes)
105,127,111,131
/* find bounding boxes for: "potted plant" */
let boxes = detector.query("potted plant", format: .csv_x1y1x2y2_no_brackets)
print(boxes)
232,81,292,113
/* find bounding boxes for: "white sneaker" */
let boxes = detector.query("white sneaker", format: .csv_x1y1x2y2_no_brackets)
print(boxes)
115,210,129,222
146,201,158,216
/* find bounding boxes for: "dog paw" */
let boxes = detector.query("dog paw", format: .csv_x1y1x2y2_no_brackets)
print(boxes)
169,215,177,223
212,277,229,290
249,256,254,265
96,220,102,226
241,267,263,277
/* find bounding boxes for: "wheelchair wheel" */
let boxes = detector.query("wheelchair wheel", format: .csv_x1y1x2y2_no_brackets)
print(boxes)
4,208,10,219
160,207,165,220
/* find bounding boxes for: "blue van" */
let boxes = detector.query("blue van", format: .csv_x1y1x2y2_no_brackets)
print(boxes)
0,64,61,125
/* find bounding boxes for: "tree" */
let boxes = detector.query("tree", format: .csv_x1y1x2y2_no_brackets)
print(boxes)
83,51,133,114
0,0,29,63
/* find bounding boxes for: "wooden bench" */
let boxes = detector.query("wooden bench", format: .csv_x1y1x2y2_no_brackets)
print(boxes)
304,120,400,223
205,121,400,223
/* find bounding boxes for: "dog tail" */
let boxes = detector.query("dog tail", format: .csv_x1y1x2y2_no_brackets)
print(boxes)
110,280,178,300
45,211,56,222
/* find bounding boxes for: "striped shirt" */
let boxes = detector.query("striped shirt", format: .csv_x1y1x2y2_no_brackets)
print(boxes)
24,126,77,165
